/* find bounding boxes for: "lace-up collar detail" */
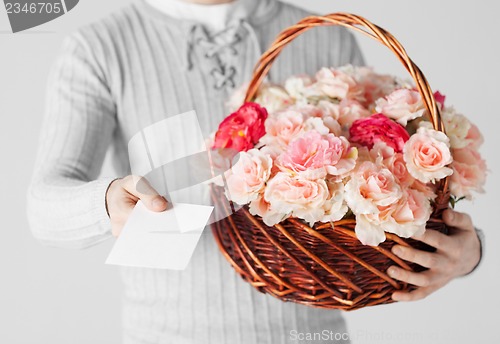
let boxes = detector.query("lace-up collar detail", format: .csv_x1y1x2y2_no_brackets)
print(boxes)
187,22,247,90
136,0,281,91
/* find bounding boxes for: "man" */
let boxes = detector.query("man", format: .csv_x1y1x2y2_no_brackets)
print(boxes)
27,0,482,343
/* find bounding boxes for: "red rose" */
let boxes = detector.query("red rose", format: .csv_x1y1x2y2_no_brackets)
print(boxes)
213,102,268,152
349,113,410,153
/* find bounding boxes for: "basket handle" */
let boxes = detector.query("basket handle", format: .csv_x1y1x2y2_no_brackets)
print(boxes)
244,13,445,133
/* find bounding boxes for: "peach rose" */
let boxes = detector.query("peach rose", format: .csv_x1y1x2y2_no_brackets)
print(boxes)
315,67,362,100
264,172,329,226
337,99,371,127
375,89,426,126
441,107,472,149
321,180,348,222
259,110,305,153
225,149,273,205
255,84,294,114
384,188,432,238
353,66,397,106
355,188,431,246
465,123,484,150
277,130,357,179
403,127,453,183
284,74,318,101
383,151,414,187
345,161,402,216
287,104,332,135
449,147,487,199
355,214,388,246
248,194,286,226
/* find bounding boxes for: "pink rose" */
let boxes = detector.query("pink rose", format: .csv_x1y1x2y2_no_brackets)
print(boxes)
345,161,403,216
449,147,487,199
403,127,453,183
213,102,268,152
277,130,357,179
315,67,361,100
349,113,410,153
375,89,426,126
225,149,273,205
264,172,329,226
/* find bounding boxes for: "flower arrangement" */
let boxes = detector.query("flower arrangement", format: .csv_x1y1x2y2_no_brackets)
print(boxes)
212,65,486,246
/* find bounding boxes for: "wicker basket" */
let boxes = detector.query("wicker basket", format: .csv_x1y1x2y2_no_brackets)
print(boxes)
211,13,450,311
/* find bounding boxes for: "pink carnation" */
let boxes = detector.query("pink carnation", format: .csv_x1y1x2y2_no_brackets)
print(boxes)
434,91,446,110
277,130,357,179
213,102,268,152
349,113,410,153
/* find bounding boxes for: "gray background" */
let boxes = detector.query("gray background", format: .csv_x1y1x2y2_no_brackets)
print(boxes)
0,1,498,343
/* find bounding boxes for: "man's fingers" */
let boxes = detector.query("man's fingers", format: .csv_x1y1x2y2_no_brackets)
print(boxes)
392,285,439,302
412,229,451,250
123,176,168,212
391,245,441,269
443,209,474,231
387,266,433,287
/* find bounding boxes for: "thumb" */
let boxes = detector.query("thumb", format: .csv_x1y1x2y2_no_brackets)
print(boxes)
124,176,168,212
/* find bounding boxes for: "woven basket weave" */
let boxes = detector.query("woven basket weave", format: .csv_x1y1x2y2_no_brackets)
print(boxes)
211,13,450,311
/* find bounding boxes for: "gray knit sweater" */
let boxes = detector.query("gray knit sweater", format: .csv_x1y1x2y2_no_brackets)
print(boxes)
27,1,365,343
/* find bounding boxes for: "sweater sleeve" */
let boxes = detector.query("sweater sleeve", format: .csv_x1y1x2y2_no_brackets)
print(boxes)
465,228,485,275
27,33,117,249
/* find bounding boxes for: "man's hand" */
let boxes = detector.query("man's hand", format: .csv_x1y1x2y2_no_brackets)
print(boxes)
387,209,481,302
106,175,168,237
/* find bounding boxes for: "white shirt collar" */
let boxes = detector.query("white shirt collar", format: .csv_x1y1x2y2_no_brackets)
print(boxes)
144,0,256,32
